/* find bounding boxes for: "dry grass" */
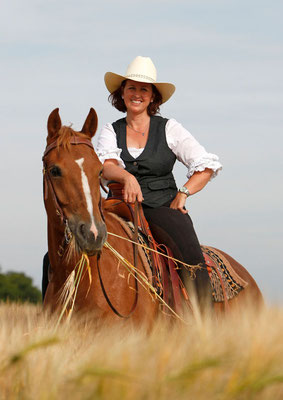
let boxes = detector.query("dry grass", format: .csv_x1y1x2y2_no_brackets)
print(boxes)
1,302,283,399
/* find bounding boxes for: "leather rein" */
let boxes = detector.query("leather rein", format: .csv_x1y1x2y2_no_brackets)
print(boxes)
42,136,139,319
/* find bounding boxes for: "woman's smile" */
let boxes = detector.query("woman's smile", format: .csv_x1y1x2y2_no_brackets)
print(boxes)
123,80,153,114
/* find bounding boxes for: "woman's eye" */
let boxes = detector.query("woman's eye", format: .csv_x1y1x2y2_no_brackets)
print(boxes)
50,166,62,177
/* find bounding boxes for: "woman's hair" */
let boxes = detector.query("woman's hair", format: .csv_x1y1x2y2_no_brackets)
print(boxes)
108,80,163,116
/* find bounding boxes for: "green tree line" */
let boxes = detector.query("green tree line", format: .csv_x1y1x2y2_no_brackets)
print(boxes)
0,269,41,303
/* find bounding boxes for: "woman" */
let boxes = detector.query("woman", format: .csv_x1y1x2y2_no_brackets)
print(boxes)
97,56,222,309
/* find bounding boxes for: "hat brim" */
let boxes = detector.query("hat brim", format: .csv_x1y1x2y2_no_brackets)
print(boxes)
104,72,175,104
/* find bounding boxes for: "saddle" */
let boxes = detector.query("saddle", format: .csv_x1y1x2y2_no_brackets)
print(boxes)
103,183,248,312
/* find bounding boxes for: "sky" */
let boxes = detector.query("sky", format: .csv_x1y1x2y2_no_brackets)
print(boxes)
1,0,282,303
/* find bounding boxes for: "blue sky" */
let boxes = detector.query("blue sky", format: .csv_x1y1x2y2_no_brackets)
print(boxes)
1,0,282,302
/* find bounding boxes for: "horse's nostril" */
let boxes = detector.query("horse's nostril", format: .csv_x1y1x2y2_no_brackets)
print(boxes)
79,223,87,239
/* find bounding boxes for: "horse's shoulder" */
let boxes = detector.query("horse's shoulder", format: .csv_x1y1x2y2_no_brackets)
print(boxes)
104,210,130,234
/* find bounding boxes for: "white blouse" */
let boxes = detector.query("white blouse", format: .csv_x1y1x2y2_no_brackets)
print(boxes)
96,118,222,179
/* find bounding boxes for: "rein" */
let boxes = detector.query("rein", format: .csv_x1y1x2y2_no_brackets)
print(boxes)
96,201,140,318
97,255,138,319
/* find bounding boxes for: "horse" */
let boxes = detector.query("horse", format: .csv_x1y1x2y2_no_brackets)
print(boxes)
43,108,158,325
42,108,263,324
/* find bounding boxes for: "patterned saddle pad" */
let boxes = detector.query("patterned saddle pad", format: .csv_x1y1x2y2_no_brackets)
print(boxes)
201,245,248,302
125,223,249,303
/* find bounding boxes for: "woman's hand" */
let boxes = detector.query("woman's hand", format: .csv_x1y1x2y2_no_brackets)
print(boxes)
170,192,188,214
122,174,144,203
103,160,143,203
170,169,214,214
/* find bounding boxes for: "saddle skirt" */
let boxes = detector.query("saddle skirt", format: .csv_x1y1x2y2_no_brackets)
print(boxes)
202,245,248,302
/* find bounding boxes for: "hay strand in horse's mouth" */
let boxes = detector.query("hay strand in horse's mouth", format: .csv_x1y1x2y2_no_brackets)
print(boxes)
56,253,91,329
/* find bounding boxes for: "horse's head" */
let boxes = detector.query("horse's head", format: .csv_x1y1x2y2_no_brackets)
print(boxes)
43,108,107,256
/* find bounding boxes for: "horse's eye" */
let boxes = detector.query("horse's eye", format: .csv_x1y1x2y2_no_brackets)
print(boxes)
50,166,62,177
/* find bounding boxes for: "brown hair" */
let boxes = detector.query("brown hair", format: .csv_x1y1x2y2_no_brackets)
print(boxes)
108,80,163,116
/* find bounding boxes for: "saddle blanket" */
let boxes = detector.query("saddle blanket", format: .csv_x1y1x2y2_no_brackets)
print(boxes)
201,245,248,302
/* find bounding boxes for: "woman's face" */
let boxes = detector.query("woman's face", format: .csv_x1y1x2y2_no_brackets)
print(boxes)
122,80,154,115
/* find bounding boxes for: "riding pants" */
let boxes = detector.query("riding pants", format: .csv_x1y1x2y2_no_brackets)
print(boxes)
142,202,213,307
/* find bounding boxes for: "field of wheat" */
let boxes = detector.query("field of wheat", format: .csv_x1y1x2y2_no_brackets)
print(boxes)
0,302,283,400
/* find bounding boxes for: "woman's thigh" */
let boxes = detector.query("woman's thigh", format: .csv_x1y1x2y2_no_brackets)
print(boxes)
142,205,204,264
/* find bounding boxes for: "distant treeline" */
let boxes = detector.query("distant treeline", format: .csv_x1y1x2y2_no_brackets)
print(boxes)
0,270,41,303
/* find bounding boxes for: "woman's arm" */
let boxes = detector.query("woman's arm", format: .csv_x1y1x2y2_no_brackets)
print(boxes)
96,124,143,203
170,168,213,214
165,119,221,214
103,159,144,203
165,119,222,180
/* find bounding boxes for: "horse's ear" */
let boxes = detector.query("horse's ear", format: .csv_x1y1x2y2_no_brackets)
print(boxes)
81,108,98,138
47,108,62,141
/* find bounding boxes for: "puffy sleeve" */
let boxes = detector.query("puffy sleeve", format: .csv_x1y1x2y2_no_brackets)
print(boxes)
95,123,125,168
165,119,222,179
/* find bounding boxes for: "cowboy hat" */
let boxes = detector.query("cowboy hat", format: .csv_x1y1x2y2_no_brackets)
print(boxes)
104,56,175,104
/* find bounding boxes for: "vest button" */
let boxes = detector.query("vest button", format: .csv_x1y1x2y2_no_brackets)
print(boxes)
133,161,138,166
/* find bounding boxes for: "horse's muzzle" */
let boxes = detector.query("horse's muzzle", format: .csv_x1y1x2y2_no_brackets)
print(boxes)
69,218,107,256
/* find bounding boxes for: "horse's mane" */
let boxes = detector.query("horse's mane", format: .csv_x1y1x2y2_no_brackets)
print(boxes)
56,125,89,150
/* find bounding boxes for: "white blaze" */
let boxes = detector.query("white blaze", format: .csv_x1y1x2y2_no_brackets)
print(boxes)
75,158,98,239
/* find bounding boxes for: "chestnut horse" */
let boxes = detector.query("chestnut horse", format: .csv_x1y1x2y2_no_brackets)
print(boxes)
43,108,262,324
43,108,159,325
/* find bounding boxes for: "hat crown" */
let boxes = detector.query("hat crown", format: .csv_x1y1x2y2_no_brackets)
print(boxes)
104,55,175,104
125,56,157,84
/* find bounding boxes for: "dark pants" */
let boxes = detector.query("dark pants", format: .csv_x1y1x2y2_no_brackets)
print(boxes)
142,202,212,307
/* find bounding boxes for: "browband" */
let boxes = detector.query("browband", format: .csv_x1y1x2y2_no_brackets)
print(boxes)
43,137,94,159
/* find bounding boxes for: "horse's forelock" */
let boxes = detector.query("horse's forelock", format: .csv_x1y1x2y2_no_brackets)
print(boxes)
56,126,88,150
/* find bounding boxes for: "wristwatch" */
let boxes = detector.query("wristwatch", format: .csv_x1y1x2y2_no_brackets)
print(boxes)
178,186,190,197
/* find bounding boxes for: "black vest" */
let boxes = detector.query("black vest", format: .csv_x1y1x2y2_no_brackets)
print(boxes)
112,116,177,208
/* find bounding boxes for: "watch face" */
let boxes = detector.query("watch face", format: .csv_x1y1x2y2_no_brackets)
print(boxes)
179,187,190,196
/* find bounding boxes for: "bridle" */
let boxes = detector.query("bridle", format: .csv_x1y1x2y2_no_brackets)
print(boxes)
42,136,139,318
42,137,98,255
43,137,95,224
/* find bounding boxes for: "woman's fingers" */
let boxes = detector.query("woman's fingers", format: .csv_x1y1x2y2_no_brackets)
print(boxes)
170,193,188,214
124,191,143,203
137,191,144,203
123,176,143,203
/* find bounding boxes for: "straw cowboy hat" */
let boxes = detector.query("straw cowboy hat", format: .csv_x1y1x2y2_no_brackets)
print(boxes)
104,56,175,104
